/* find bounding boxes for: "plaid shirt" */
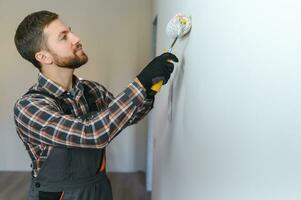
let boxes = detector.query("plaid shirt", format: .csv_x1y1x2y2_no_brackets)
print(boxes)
14,73,154,176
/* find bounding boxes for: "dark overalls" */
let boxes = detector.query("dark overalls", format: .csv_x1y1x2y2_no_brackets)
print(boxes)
26,84,113,200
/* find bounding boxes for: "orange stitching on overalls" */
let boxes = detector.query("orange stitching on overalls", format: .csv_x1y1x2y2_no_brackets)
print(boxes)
99,154,106,172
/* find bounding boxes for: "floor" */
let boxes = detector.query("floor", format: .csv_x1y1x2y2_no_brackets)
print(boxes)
0,171,149,200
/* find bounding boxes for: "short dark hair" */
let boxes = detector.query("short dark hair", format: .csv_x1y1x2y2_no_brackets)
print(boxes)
14,10,58,70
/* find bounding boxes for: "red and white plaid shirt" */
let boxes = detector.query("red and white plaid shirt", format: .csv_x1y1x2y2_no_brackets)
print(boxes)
14,73,154,176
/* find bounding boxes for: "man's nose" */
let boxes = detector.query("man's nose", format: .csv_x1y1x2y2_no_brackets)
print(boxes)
70,32,81,44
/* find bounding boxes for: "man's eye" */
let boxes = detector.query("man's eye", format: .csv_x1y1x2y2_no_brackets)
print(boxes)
61,35,67,40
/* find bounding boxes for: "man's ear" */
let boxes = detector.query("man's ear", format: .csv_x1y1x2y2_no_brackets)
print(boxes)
35,50,53,65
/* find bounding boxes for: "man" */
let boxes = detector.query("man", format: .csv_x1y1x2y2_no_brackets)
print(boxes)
13,10,178,200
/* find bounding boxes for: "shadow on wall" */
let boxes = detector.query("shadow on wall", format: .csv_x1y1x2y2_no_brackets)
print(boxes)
168,35,191,121
163,36,190,156
169,57,185,121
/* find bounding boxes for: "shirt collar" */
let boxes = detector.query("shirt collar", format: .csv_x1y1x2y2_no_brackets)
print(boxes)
37,73,84,98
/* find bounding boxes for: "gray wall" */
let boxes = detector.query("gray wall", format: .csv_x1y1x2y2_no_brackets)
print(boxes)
0,0,152,172
151,0,301,199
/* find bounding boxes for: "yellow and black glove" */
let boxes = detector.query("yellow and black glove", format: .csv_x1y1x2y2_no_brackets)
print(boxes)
137,52,178,96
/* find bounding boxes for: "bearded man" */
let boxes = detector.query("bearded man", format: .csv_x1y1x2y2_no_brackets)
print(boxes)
13,10,178,200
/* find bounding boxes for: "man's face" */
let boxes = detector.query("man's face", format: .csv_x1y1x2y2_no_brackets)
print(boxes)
43,19,88,69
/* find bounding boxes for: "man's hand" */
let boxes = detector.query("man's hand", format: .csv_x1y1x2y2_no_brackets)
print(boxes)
137,52,179,94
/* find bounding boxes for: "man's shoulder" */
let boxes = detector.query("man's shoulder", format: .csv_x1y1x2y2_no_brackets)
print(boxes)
14,84,56,110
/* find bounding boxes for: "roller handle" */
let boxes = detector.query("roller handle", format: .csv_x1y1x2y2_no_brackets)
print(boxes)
151,80,164,92
150,44,177,93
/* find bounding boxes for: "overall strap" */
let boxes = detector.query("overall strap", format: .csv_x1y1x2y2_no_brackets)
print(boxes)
82,83,107,173
82,83,98,112
25,90,72,115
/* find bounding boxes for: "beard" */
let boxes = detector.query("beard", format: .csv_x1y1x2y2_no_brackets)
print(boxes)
50,46,88,69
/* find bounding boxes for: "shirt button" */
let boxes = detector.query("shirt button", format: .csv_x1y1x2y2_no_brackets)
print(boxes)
35,182,40,188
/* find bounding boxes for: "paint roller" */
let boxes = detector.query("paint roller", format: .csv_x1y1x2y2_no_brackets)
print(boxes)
151,13,192,93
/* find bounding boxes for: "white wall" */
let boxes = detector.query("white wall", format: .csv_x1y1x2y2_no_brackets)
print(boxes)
0,0,152,172
151,0,301,199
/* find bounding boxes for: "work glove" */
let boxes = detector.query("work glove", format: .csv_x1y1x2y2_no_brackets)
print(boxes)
137,52,179,95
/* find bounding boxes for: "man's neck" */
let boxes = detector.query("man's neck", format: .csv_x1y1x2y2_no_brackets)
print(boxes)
41,67,75,91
